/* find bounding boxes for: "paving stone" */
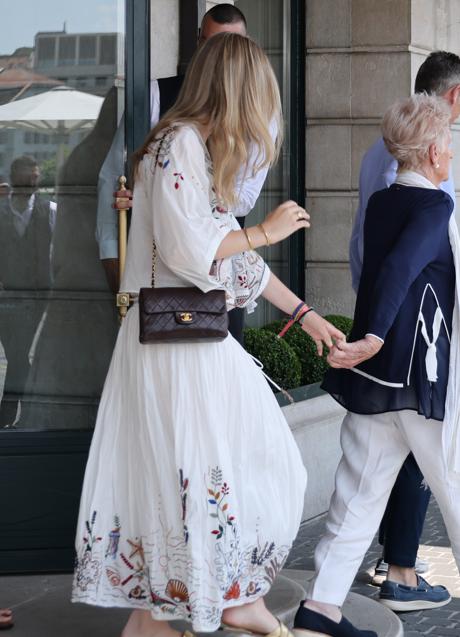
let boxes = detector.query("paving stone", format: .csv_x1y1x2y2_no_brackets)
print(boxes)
286,498,460,636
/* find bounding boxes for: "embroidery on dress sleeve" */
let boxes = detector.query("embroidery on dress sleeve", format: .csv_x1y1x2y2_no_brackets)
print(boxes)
173,172,184,189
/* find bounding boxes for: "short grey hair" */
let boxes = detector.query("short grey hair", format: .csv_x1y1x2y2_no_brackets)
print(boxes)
382,94,451,170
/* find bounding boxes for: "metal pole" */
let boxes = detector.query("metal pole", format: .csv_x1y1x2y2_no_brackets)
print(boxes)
115,175,131,320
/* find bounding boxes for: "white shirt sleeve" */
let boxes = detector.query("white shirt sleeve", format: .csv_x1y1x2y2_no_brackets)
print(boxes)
150,80,160,129
95,80,160,260
95,117,124,259
231,118,278,218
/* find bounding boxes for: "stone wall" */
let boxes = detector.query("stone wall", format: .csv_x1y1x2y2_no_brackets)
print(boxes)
151,0,179,79
305,0,460,316
206,0,234,9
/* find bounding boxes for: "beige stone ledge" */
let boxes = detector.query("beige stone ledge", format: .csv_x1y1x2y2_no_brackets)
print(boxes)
306,119,460,129
307,44,432,55
306,119,382,125
306,190,358,197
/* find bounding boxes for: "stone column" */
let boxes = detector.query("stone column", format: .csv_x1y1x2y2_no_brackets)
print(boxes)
304,0,460,316
151,0,180,79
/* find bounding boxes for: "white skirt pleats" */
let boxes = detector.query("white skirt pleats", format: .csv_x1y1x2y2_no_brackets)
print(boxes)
71,307,307,631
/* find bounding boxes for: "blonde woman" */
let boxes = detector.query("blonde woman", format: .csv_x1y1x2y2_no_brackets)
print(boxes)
72,33,343,637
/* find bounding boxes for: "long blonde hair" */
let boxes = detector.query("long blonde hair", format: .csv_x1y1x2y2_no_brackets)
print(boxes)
133,32,283,207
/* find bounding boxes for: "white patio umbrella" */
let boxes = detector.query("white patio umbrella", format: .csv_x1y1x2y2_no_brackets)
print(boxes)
0,85,104,133
0,85,105,177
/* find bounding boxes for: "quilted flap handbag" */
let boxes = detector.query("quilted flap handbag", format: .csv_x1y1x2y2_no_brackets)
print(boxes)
138,238,228,344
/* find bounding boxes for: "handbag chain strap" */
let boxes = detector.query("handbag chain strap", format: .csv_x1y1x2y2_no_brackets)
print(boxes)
151,130,172,290
151,238,156,288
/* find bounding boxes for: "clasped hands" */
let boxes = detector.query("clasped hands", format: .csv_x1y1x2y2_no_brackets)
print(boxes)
326,334,383,368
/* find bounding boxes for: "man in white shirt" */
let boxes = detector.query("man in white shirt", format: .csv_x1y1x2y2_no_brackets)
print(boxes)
0,156,55,426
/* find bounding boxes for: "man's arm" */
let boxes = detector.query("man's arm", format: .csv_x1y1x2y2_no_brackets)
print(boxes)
232,119,278,217
96,117,125,292
349,138,398,292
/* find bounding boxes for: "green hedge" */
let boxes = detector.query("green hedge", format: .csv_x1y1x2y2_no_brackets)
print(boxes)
245,314,353,388
243,327,301,390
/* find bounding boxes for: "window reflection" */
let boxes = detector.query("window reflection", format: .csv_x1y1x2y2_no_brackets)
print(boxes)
0,0,124,430
0,156,55,427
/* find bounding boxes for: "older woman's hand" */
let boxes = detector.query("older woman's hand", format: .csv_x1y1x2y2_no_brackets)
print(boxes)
327,334,383,368
301,312,346,356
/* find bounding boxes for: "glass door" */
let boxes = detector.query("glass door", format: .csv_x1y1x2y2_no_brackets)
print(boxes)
235,0,305,326
0,0,126,572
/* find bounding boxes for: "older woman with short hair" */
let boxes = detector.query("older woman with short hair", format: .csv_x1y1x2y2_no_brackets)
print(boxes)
292,93,460,637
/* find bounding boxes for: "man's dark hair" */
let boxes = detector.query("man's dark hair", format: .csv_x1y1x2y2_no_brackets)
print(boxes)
10,155,38,187
415,50,460,95
204,4,247,29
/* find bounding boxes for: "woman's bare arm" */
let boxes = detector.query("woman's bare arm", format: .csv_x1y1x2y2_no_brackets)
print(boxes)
262,271,345,356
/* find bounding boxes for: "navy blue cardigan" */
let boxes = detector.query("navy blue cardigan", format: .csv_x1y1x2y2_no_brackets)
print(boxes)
323,184,455,421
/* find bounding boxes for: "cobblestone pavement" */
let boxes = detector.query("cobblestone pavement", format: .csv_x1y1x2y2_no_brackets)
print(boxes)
286,498,460,636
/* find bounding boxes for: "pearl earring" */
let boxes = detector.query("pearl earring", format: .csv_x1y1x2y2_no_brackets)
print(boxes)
436,163,440,168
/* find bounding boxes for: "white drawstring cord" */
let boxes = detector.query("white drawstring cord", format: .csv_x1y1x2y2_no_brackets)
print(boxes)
249,354,294,404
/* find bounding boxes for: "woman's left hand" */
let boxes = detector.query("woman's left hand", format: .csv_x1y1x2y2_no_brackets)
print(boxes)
327,334,383,368
300,312,346,356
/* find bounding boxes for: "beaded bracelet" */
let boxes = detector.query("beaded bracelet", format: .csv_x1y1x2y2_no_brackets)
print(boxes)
297,307,315,325
278,303,314,338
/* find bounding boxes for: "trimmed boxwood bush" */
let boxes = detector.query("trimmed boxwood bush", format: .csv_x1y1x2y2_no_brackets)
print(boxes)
243,327,301,390
264,314,353,386
323,314,353,338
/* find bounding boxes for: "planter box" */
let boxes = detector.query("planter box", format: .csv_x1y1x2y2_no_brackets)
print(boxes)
281,385,346,521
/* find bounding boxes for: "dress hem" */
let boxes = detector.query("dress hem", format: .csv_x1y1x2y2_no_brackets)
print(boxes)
71,588,269,633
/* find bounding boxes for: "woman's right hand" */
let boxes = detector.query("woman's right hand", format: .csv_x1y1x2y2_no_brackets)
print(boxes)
262,200,310,244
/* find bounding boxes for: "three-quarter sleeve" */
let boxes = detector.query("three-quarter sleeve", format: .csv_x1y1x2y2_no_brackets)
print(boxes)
145,127,232,293
143,126,270,310
367,196,453,340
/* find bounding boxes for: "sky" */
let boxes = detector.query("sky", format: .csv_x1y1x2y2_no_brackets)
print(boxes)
1,0,124,55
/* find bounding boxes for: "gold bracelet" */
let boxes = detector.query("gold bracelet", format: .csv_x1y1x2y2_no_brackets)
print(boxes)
243,228,255,251
258,223,271,246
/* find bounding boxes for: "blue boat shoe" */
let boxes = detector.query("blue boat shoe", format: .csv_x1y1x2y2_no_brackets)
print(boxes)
293,603,377,637
371,556,430,586
379,575,451,611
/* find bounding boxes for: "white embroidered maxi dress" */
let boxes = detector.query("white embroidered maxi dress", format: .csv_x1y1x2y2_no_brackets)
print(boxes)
71,125,307,632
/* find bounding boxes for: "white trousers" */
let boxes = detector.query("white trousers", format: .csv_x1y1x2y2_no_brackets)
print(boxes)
305,409,460,606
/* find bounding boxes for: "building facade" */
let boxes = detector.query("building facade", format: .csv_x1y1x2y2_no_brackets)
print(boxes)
0,0,458,574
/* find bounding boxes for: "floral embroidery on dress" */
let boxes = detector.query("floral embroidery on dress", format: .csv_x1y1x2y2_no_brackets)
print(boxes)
208,466,235,540
74,511,103,592
73,467,291,630
151,126,176,170
173,172,184,189
210,187,227,215
224,580,241,600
